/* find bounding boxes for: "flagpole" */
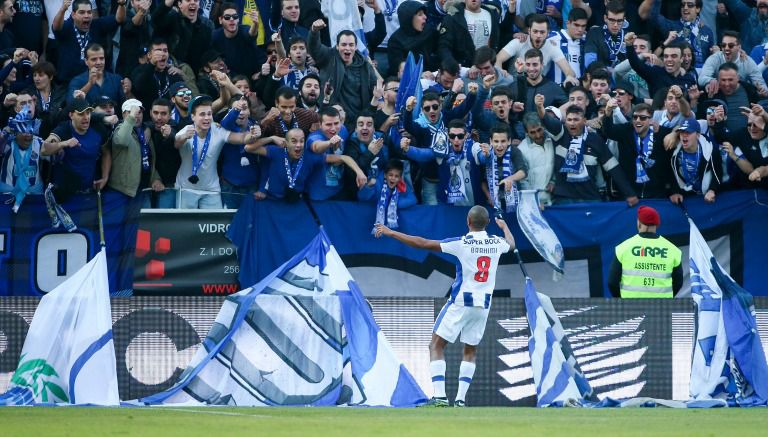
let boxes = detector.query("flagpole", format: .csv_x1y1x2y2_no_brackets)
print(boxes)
97,190,105,247
496,186,530,279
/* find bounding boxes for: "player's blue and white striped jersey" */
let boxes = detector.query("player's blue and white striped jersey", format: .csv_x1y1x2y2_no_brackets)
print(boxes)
546,29,583,85
440,231,511,308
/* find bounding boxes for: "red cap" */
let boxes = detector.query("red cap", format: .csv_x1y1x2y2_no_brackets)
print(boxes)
638,206,660,226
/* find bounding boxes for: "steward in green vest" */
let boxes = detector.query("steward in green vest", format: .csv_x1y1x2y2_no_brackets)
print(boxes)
608,206,682,298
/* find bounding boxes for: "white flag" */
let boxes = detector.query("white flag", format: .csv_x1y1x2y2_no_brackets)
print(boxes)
0,249,119,405
517,190,565,273
321,0,369,57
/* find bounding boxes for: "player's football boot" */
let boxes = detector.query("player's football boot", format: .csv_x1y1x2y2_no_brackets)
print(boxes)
422,397,449,407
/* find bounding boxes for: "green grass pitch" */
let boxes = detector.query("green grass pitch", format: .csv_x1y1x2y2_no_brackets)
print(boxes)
2,407,768,436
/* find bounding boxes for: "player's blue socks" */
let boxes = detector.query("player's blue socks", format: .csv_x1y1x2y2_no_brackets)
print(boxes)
455,361,476,403
430,360,447,398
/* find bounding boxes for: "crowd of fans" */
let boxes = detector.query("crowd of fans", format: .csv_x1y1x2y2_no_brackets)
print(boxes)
1,0,767,218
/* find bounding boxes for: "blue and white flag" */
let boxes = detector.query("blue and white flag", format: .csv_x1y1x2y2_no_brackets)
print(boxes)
689,217,768,406
688,218,732,400
517,190,565,274
140,229,426,407
711,250,768,406
524,278,593,407
0,249,119,406
322,0,369,57
390,52,423,148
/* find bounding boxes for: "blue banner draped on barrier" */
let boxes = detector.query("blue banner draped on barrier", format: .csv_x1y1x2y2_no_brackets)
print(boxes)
229,190,768,297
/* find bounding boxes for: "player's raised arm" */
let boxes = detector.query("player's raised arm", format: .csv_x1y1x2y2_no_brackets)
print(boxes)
495,218,516,251
374,224,442,252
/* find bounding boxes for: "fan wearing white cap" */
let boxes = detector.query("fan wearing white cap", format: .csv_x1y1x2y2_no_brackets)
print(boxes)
108,98,161,204
665,115,722,204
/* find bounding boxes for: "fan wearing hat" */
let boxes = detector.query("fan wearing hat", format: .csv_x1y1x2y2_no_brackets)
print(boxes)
664,115,722,204
608,205,682,298
0,105,47,213
42,97,112,197
108,99,161,204
173,95,261,209
169,82,193,128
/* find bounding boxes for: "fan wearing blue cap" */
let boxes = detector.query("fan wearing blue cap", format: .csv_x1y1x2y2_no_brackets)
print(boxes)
666,115,722,204
0,105,46,213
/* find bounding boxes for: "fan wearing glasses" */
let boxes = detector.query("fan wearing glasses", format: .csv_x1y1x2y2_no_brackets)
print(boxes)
719,0,768,51
699,31,768,98
602,98,674,200
401,118,488,207
212,3,266,79
403,89,477,205
646,0,714,70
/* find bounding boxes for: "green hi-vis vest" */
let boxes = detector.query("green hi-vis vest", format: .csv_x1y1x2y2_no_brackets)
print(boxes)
615,234,681,298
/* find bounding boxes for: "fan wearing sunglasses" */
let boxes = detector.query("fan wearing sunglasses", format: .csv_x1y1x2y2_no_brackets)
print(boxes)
719,0,768,51
699,31,768,98
401,118,488,206
211,3,266,79
403,89,477,205
603,99,674,200
645,0,714,70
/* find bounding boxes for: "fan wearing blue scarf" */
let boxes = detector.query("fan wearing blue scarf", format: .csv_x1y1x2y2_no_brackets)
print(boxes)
403,119,488,206
481,124,527,212
668,116,721,204
0,105,45,213
542,103,638,205
359,158,416,234
402,89,477,204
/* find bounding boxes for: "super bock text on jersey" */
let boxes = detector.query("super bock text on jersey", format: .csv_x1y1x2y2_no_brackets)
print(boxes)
440,231,511,308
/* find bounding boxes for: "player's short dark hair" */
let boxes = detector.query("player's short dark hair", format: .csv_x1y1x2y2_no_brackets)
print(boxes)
722,30,740,42
468,205,490,230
